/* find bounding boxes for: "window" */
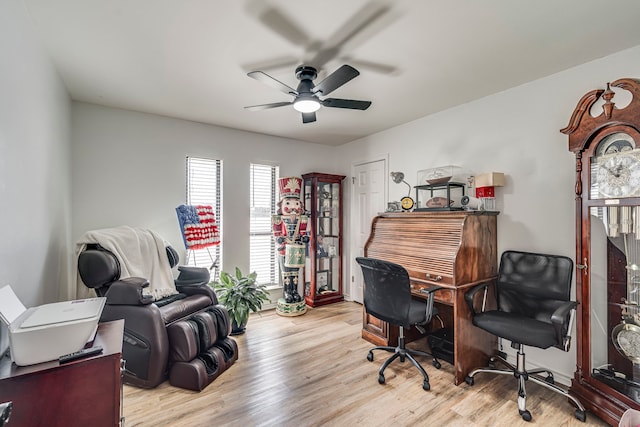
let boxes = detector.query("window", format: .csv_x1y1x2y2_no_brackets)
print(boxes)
185,156,222,272
250,163,279,286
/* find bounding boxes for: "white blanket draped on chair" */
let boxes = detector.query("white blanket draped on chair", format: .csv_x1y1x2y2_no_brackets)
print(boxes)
76,226,178,301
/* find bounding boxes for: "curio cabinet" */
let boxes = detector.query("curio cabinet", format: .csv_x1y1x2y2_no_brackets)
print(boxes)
302,172,345,307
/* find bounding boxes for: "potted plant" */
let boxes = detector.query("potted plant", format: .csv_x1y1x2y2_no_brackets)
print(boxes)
211,267,271,335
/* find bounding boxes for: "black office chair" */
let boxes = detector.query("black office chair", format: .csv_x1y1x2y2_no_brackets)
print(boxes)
356,257,441,391
464,250,586,422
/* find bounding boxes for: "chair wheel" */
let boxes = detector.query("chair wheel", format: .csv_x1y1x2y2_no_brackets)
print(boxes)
367,352,374,362
433,359,441,369
575,409,586,422
488,360,496,369
545,374,554,384
465,375,474,386
378,374,385,384
423,380,430,391
519,410,532,422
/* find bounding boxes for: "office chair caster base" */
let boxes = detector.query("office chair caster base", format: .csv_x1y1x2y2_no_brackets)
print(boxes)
378,374,385,384
575,409,586,422
423,380,430,391
433,359,441,369
367,352,374,362
519,409,532,422
464,375,474,386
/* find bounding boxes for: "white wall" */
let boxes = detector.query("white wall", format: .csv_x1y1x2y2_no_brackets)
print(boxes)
71,103,340,292
337,45,640,383
0,0,72,353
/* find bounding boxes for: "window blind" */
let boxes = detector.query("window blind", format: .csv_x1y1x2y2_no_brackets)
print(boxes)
250,163,279,286
186,156,222,273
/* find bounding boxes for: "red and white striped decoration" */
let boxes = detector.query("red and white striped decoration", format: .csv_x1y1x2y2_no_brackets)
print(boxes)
176,204,220,250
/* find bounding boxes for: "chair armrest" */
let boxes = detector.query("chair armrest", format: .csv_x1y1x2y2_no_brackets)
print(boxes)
464,282,491,315
175,266,210,287
551,300,578,351
417,284,443,295
417,284,443,323
175,266,217,304
105,277,154,305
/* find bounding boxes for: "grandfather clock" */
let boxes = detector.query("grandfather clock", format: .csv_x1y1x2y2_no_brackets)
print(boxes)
562,78,640,425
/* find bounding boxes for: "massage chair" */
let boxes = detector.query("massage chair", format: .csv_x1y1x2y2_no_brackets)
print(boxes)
78,243,237,390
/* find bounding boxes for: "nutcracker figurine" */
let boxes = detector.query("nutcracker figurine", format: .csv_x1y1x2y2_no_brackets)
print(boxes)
272,176,308,316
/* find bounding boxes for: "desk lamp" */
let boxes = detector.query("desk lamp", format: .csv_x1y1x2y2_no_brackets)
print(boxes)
391,171,415,211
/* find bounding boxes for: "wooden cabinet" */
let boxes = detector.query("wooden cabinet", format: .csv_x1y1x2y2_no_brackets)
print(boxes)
562,78,640,425
362,210,498,385
0,319,124,427
302,172,345,307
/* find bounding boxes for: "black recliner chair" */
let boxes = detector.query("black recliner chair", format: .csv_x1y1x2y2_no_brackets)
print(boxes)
78,239,233,389
356,257,442,391
464,250,586,422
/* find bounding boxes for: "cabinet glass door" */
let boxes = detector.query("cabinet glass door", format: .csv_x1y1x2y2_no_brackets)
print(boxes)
315,181,340,294
589,154,640,404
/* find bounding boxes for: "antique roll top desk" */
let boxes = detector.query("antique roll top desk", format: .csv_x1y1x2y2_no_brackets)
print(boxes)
362,210,498,385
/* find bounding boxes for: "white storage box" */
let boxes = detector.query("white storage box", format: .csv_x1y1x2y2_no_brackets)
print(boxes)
0,285,105,366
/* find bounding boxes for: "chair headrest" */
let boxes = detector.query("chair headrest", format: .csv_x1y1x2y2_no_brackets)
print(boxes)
78,247,121,288
166,245,179,268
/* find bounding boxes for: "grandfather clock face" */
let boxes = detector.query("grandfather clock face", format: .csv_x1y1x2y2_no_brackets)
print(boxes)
591,132,640,199
593,133,640,199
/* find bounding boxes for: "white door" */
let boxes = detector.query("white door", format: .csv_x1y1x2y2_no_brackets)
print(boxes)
350,159,386,303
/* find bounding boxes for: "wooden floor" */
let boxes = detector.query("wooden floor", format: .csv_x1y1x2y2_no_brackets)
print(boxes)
123,301,608,427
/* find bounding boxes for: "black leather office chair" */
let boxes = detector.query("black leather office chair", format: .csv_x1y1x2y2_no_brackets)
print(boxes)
356,257,441,391
464,250,586,422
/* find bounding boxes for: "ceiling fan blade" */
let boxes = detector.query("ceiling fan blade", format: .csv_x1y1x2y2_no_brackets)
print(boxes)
247,71,298,96
307,2,391,68
322,98,372,110
312,65,360,96
242,56,300,75
302,112,317,123
339,56,398,75
255,6,311,47
245,101,292,111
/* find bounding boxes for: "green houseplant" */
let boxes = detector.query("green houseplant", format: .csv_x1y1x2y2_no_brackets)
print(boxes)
211,267,271,335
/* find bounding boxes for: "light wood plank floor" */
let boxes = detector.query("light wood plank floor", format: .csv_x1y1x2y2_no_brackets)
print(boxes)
123,301,608,427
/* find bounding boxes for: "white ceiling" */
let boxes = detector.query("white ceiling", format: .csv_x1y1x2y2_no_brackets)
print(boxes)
23,0,640,146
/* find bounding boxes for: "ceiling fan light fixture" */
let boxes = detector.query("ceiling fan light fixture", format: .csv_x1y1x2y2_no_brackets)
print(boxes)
293,97,321,113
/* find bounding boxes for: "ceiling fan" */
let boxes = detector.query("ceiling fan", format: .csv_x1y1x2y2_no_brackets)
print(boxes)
244,64,371,123
244,1,397,76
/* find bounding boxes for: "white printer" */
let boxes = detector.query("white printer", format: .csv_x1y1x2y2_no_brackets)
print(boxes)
0,285,106,366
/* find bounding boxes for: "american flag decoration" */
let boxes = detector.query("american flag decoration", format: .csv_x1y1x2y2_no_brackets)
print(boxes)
176,204,220,250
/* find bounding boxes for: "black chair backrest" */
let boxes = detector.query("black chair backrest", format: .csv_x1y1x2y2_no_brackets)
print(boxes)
497,250,573,319
356,257,412,328
78,244,121,292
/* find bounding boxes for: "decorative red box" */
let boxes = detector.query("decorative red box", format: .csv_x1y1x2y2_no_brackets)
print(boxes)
475,186,495,198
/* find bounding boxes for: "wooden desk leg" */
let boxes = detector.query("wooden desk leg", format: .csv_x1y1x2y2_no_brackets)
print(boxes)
452,287,497,385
